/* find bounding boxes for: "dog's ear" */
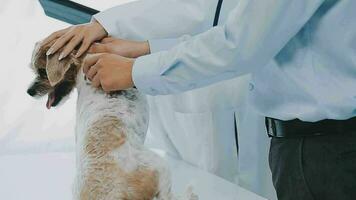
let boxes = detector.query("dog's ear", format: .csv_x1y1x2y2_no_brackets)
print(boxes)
32,40,81,86
32,41,55,70
46,53,74,86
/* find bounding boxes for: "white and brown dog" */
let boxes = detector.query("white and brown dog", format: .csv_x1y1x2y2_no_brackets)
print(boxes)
27,40,197,200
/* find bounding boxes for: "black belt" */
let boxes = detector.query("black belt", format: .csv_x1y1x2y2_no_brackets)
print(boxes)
265,116,356,138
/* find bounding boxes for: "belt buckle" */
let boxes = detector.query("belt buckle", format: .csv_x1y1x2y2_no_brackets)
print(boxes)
265,117,277,137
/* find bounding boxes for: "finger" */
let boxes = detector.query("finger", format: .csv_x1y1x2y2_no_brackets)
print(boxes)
76,38,91,58
59,35,83,60
42,28,69,46
82,53,103,74
86,64,98,80
101,37,115,44
87,43,107,54
91,73,101,88
47,31,75,56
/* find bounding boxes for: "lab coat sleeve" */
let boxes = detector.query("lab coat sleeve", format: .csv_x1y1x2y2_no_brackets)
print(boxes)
132,0,325,95
93,0,216,41
149,34,192,53
149,38,180,53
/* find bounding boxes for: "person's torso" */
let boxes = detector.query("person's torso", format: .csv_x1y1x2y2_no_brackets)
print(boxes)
250,0,356,122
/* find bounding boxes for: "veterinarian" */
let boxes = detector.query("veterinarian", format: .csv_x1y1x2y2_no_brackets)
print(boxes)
42,0,276,199
81,0,356,199
45,0,356,199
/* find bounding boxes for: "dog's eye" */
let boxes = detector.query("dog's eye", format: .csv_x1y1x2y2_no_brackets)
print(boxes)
38,69,47,78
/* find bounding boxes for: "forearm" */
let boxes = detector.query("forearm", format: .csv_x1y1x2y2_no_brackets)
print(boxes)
93,0,217,40
148,34,194,53
133,0,325,95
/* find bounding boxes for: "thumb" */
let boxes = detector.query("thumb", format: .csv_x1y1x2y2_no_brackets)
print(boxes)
101,37,115,44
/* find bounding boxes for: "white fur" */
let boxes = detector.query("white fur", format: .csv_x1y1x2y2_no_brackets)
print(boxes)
72,70,197,200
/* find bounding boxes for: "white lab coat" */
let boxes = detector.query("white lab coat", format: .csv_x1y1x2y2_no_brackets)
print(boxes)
94,0,276,199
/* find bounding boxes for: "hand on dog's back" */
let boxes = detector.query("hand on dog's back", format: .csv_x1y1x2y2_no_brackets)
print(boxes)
44,20,107,60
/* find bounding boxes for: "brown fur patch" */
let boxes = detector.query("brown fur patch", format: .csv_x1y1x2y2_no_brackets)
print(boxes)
80,116,159,200
126,168,159,200
85,116,127,157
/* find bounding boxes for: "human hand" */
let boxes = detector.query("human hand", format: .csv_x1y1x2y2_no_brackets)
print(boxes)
88,37,150,58
43,20,107,60
82,53,135,92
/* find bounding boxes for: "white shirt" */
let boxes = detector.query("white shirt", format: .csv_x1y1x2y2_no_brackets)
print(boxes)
94,1,277,198
94,0,252,112
132,0,356,122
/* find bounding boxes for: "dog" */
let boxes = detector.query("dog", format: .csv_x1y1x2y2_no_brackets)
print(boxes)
27,40,198,200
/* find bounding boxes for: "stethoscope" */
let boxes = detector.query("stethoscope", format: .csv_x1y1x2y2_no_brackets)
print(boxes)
214,0,224,26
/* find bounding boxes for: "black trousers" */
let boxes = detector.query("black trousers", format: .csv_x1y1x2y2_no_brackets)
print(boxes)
269,131,356,200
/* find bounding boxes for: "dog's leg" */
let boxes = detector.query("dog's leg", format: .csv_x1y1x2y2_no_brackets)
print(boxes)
154,161,175,200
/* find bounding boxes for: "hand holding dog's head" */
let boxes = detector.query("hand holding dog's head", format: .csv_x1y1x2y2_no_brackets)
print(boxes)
27,40,82,109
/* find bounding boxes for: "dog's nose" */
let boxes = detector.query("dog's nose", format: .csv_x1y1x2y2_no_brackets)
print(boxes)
27,88,36,96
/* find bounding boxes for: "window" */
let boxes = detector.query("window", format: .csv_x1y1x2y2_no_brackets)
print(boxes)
39,0,137,24
73,0,136,11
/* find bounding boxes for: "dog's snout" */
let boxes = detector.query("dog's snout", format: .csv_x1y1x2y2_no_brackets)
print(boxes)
27,88,36,96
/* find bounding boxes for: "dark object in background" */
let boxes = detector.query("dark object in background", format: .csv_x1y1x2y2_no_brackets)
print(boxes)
39,0,99,24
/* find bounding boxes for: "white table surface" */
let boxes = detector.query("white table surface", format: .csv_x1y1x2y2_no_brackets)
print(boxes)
0,152,266,200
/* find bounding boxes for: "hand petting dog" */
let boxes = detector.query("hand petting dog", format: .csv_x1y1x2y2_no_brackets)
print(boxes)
88,37,150,58
83,53,135,92
44,20,108,59
41,21,151,92
83,37,150,92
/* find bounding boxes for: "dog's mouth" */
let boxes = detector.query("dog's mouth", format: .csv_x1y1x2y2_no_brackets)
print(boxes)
46,92,56,109
45,81,75,109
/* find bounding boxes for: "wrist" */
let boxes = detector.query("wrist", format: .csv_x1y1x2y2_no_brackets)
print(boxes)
131,41,151,58
92,20,108,39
